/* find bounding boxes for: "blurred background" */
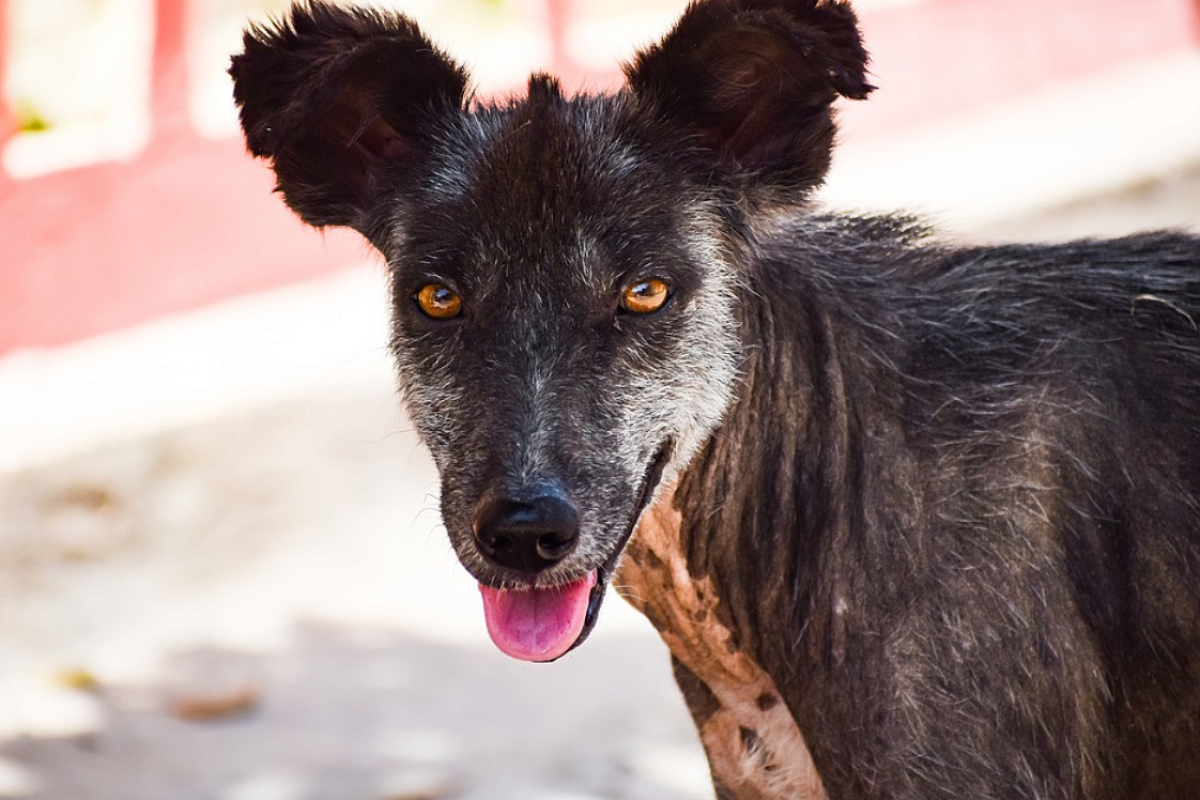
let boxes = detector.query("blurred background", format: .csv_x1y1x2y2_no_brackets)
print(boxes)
0,1,1198,798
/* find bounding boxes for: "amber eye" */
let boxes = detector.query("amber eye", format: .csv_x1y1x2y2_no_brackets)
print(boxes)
415,283,462,320
621,278,670,315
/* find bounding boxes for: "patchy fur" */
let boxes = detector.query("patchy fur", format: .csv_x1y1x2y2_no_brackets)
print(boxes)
620,488,827,800
231,2,1200,798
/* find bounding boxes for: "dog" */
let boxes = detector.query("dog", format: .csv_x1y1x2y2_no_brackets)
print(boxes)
229,1,1200,798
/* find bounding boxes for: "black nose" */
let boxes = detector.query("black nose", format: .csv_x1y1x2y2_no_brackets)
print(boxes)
472,488,580,574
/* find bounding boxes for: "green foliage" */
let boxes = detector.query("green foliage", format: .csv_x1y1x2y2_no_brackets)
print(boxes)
14,100,51,133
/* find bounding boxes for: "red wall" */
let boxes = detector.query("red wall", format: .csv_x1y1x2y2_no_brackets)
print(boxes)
0,0,364,354
842,0,1200,138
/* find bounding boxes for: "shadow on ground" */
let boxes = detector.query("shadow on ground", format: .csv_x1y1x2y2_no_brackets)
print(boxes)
2,621,709,800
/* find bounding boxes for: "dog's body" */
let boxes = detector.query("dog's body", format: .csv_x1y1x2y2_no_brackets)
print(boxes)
621,222,1200,800
230,2,1200,798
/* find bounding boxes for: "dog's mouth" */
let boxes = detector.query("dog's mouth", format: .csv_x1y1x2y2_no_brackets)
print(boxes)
476,442,672,663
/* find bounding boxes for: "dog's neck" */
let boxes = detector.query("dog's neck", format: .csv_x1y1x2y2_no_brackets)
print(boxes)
616,264,908,798
675,266,874,661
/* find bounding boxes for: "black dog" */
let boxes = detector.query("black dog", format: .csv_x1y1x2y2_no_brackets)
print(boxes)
230,2,1200,797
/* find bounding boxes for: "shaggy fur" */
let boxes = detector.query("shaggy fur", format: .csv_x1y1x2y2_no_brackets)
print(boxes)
230,2,1200,798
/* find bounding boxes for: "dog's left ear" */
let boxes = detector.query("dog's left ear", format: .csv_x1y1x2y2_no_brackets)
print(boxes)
229,2,469,235
626,0,872,203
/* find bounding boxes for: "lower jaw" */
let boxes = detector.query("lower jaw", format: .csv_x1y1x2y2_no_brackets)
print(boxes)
547,441,674,661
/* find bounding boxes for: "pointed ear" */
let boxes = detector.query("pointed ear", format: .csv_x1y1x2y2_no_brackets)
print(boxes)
625,0,872,203
229,1,469,233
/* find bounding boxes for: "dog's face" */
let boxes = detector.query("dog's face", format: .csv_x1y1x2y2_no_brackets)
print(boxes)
387,88,744,659
230,0,871,661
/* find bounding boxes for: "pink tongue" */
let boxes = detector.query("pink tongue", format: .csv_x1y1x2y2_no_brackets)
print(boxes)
479,571,598,662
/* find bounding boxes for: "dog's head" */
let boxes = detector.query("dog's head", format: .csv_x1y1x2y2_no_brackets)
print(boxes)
230,0,870,661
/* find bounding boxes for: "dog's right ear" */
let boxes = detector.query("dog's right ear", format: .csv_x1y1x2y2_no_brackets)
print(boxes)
229,1,469,234
625,0,872,205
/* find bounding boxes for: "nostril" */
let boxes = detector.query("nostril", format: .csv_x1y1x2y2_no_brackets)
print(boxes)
479,533,513,556
537,531,574,561
472,487,579,573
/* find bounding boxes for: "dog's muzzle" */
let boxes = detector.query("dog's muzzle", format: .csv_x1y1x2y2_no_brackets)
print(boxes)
469,444,672,664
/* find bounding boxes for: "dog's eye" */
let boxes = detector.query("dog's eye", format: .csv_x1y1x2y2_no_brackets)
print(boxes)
621,278,670,315
415,283,462,320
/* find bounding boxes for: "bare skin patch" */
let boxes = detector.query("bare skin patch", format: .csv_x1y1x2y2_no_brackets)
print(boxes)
617,490,827,800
